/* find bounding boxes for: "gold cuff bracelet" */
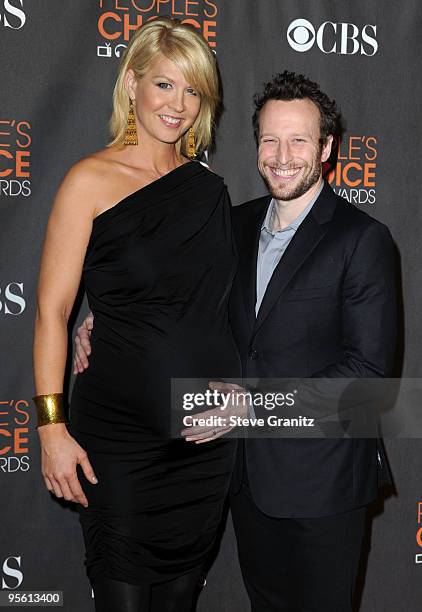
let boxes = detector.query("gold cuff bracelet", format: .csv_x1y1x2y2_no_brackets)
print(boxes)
33,393,68,428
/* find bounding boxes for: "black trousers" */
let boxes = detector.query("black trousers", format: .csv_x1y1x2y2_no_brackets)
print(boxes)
230,471,366,612
92,568,204,612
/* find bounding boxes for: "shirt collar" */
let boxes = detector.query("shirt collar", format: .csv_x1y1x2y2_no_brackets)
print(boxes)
261,181,324,235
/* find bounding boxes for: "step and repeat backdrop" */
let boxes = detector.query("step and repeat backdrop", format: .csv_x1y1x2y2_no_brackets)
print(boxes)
1,1,421,610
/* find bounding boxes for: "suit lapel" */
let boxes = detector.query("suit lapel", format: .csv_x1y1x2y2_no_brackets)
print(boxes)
254,214,325,332
238,197,271,333
254,182,338,334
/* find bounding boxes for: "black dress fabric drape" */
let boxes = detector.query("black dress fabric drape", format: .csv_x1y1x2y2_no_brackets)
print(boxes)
69,161,241,585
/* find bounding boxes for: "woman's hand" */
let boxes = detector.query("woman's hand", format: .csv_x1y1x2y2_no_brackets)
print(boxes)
73,313,94,374
38,423,98,507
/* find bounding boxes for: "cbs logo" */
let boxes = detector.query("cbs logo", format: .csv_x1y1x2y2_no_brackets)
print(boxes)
2,556,23,589
287,18,378,56
0,283,26,315
0,0,26,30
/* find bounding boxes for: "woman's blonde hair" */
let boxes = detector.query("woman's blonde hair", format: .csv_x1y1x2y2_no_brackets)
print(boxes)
109,17,219,156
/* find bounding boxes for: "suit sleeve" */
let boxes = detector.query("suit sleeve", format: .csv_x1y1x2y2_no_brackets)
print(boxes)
312,221,397,378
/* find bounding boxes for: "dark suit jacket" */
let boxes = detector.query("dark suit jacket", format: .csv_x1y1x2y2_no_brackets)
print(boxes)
229,181,396,518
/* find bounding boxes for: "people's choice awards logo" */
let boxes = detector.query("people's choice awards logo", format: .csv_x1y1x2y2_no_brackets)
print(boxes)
324,135,377,205
416,502,422,565
97,0,218,60
287,18,378,56
0,120,31,197
0,0,26,29
0,399,30,474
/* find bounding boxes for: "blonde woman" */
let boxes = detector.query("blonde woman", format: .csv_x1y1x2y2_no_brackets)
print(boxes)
33,18,240,611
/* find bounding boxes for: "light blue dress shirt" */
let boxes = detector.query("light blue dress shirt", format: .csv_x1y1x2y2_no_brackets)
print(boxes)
255,182,324,315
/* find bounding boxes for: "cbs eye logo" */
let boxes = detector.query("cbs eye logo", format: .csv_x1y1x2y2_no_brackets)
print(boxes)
287,19,316,52
287,18,378,56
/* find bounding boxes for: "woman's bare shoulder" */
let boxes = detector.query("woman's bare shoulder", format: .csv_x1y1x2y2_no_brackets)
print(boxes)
63,149,116,187
41,151,112,227
55,149,122,216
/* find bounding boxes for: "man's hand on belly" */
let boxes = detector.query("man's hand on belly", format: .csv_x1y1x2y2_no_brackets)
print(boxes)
180,381,247,444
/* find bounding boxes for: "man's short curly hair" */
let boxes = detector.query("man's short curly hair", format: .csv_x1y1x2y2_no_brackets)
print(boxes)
252,71,341,145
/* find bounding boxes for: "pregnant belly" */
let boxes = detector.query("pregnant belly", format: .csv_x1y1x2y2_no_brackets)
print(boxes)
69,331,240,437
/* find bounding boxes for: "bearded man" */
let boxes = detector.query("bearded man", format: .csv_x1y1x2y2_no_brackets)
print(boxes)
224,71,396,612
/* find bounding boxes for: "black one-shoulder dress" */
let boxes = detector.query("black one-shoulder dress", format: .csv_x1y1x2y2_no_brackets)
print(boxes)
69,161,241,586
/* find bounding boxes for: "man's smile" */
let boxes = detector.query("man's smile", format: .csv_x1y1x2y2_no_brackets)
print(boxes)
267,166,303,181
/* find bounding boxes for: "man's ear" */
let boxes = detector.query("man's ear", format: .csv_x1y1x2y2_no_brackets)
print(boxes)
321,134,334,163
124,69,137,100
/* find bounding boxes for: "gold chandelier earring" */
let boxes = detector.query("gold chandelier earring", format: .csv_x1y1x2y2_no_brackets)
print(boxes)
124,99,138,145
187,126,196,159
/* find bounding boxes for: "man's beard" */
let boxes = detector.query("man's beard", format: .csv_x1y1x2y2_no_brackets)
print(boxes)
261,152,322,201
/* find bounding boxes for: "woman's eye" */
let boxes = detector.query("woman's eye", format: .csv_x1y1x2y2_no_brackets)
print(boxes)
187,88,198,96
293,138,305,143
157,82,172,89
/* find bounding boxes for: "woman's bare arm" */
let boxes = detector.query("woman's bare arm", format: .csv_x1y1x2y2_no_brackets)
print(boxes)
33,159,102,506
